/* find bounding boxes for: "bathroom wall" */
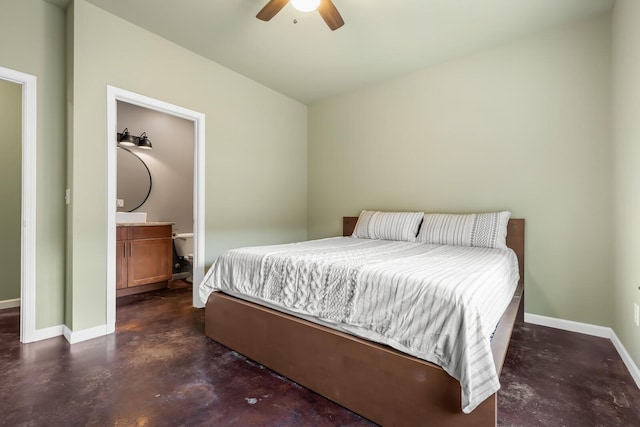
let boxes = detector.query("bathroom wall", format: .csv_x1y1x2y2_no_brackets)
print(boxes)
0,79,22,302
117,101,194,234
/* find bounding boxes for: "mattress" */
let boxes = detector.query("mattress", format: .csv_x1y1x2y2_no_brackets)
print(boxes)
199,237,520,413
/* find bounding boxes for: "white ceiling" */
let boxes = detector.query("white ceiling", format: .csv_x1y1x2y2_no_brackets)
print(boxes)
82,0,614,104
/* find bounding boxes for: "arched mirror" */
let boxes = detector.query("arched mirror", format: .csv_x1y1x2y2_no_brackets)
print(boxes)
117,146,152,212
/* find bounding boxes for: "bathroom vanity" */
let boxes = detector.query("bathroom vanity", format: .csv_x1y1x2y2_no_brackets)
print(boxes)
116,223,173,297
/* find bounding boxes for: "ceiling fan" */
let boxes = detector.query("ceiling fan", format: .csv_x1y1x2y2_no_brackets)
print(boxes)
256,0,345,31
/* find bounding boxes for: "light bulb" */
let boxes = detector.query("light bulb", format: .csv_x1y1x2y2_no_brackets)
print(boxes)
290,0,320,13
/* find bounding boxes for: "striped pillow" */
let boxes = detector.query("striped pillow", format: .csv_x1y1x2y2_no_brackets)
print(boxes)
416,211,511,249
352,210,424,242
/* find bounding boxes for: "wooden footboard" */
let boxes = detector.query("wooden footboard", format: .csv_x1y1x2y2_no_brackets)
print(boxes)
206,283,523,426
209,293,497,426
204,216,525,426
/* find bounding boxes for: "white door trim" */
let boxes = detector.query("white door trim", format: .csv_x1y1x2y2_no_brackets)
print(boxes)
0,66,37,343
105,86,205,333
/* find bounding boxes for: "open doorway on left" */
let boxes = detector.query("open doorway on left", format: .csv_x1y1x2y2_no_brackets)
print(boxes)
0,65,37,344
0,79,22,328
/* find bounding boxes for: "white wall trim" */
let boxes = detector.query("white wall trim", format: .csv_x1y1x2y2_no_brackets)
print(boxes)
525,312,640,388
610,330,640,388
524,312,611,338
0,66,37,344
192,104,206,308
106,86,118,335
105,85,206,334
31,324,65,342
0,298,21,310
63,324,109,344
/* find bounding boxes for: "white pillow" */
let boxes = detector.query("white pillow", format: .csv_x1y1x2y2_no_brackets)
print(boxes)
416,211,511,249
352,210,424,242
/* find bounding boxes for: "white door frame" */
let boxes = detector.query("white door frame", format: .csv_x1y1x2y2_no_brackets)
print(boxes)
0,66,37,343
106,86,205,333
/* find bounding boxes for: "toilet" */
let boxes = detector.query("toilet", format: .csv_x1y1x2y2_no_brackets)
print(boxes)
172,233,193,282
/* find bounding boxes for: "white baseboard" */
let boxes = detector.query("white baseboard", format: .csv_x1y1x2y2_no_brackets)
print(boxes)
525,312,640,388
0,298,21,310
610,330,640,388
21,324,109,345
524,313,611,338
28,324,65,343
63,324,110,344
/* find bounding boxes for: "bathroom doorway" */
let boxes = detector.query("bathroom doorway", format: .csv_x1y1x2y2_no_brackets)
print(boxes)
106,86,205,334
0,66,37,343
116,101,194,285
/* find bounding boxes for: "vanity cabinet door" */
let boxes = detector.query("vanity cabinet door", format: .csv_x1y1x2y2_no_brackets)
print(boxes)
116,224,173,296
127,236,172,287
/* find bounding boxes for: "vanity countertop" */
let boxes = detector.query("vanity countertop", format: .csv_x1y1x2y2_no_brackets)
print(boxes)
116,222,175,227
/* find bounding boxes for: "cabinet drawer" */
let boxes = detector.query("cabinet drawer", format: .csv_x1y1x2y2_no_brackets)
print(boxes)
127,225,172,240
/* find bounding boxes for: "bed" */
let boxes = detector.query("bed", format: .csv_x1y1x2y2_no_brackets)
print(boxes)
201,212,524,426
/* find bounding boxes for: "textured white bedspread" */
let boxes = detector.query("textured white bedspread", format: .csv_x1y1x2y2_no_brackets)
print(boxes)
199,237,519,413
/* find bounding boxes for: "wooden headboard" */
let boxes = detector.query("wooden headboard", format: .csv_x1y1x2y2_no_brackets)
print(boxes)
343,216,525,286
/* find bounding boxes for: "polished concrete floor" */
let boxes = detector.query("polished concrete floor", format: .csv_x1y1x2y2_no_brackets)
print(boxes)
1,286,639,426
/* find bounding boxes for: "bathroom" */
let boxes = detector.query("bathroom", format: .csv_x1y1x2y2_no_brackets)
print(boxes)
116,101,195,291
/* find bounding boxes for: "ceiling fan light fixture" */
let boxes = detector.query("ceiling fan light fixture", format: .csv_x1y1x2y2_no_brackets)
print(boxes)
256,0,344,31
291,0,320,12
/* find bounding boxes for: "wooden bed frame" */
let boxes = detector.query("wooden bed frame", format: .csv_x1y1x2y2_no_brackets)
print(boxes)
205,217,524,426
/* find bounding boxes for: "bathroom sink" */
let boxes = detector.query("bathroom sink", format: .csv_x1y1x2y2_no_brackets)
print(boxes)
116,212,147,223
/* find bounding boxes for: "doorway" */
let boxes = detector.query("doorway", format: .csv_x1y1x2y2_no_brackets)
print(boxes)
116,101,194,286
106,86,205,333
0,78,22,317
0,66,37,343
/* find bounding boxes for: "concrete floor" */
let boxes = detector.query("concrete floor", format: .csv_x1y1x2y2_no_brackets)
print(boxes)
1,286,639,426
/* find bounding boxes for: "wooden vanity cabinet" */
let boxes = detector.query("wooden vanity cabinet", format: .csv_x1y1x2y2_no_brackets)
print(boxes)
116,224,172,297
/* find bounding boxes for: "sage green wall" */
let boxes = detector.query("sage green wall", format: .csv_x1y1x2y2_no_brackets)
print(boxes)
0,80,22,302
65,0,75,328
308,15,613,327
68,0,307,330
0,0,66,328
612,0,640,370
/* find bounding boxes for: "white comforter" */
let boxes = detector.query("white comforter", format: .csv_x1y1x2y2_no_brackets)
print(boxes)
199,237,519,413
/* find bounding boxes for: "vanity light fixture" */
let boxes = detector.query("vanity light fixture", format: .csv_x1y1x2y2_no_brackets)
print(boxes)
137,132,153,150
118,128,136,147
117,128,153,150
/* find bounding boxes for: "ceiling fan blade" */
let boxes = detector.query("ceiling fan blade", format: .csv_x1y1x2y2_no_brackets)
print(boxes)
256,0,289,21
317,0,344,31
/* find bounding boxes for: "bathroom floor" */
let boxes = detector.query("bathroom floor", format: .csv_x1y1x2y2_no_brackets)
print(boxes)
1,287,639,426
168,278,192,289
